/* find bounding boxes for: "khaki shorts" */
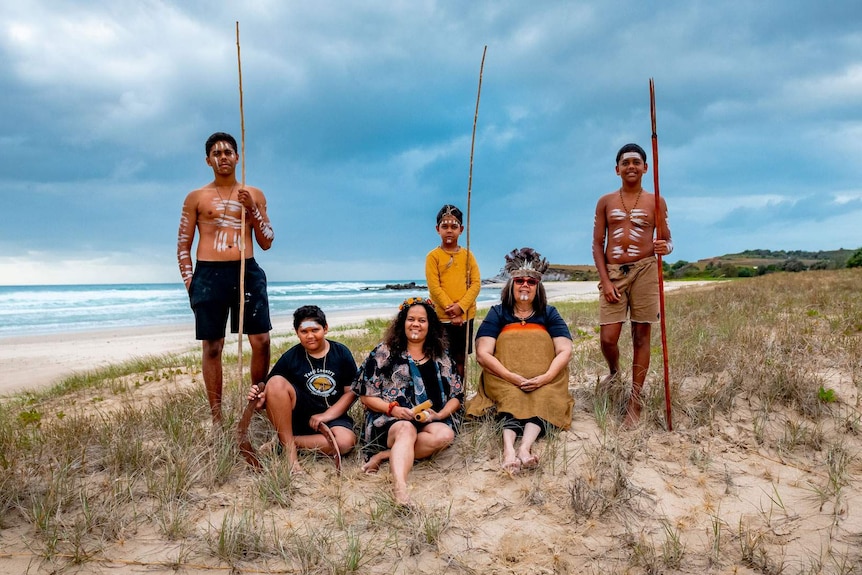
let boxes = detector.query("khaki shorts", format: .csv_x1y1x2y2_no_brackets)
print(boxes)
598,256,660,324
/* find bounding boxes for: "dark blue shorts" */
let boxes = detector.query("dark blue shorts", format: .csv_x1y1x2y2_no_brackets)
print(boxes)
292,412,355,438
188,258,271,340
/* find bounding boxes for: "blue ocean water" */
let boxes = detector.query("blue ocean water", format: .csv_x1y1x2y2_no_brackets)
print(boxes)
0,281,501,338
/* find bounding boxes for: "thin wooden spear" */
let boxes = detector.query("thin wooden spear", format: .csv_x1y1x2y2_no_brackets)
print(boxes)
236,21,247,383
649,78,673,431
235,22,262,469
464,45,486,379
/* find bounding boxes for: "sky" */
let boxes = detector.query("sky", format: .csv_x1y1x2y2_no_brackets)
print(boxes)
1,0,861,285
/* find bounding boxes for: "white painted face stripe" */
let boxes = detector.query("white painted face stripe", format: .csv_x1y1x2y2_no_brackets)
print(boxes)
299,321,322,330
211,141,235,155
621,152,642,162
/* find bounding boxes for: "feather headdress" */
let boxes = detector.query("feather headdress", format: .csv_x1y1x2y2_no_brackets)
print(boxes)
504,247,549,280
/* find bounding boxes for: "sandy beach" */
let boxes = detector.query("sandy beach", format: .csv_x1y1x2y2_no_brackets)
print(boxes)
2,271,860,574
0,281,607,396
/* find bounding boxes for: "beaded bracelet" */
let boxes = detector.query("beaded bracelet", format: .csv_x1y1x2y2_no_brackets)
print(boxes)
387,401,399,416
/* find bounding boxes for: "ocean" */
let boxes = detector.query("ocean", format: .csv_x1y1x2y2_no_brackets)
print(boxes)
0,281,501,338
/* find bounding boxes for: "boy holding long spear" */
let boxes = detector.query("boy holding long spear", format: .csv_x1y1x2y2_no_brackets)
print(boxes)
177,131,275,425
592,143,672,427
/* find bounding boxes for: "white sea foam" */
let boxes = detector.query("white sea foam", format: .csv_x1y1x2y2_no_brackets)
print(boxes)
0,281,501,337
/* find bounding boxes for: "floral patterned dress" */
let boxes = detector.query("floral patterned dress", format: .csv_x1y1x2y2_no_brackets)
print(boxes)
351,343,463,454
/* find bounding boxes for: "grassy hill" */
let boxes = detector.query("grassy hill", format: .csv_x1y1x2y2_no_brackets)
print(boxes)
693,248,856,269
546,248,860,281
545,264,598,281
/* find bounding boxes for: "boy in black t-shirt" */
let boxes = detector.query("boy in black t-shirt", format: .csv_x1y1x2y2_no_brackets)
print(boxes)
248,305,358,473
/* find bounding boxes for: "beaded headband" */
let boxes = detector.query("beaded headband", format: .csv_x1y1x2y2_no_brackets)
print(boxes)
442,205,460,221
437,204,462,225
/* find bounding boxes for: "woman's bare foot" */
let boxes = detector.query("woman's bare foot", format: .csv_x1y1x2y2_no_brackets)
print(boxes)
502,441,521,475
362,450,390,474
502,456,521,475
518,453,539,469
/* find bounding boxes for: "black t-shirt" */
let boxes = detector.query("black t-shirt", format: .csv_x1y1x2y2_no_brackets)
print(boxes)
267,340,358,414
416,359,447,412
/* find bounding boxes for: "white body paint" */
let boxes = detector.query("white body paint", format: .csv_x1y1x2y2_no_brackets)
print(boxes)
629,208,649,227
608,207,651,261
251,206,274,240
609,208,628,222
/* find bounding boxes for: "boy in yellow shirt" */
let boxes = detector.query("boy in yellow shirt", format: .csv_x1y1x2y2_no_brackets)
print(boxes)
425,204,481,380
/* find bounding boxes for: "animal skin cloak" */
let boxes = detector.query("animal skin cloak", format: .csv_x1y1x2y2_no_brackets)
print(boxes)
466,323,572,429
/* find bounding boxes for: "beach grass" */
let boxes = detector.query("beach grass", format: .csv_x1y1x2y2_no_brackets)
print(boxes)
1,270,861,573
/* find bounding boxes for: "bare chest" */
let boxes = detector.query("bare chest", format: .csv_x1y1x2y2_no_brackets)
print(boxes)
199,192,244,230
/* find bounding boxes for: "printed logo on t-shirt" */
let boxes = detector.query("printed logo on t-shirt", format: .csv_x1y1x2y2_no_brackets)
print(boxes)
305,370,337,397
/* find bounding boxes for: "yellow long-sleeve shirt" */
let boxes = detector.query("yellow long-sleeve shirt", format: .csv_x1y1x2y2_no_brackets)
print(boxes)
425,246,481,322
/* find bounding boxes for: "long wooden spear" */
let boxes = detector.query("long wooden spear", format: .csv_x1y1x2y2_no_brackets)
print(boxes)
464,45,486,377
235,22,262,469
236,21,247,382
650,78,672,431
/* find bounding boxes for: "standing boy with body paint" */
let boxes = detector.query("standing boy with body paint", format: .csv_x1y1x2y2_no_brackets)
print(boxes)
177,132,275,425
425,204,481,381
592,143,672,427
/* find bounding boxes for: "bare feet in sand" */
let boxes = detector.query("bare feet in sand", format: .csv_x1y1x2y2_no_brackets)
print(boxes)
600,372,619,385
502,439,522,475
362,450,390,474
393,481,411,506
502,456,521,475
622,400,642,429
597,372,620,395
518,453,539,470
260,437,306,474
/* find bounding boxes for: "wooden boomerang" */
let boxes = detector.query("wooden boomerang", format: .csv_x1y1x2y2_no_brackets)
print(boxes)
317,422,342,474
237,398,262,470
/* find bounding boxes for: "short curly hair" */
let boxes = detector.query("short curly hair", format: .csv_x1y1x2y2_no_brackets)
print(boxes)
205,132,238,156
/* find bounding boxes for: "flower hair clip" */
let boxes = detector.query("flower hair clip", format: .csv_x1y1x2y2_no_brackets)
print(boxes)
400,297,433,311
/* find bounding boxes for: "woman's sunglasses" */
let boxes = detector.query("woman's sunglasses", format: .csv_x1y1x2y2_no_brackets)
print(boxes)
513,277,538,286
